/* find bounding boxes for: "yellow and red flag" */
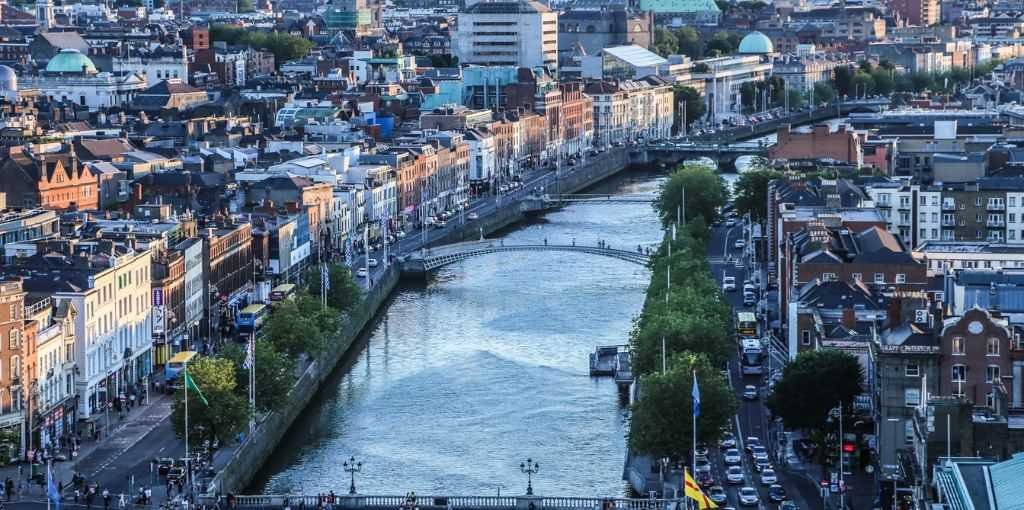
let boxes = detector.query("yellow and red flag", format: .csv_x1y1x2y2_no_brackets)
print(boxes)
684,469,717,510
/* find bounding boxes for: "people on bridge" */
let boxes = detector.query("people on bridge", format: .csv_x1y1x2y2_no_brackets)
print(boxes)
544,238,548,246
637,245,642,253
571,238,576,247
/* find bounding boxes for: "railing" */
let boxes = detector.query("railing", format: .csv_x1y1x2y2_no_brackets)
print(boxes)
419,245,651,272
987,220,1006,228
941,219,956,227
942,203,956,211
215,495,688,510
988,203,1006,211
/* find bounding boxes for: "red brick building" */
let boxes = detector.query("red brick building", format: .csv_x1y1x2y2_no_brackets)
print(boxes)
0,144,98,211
769,124,863,167
939,308,1015,409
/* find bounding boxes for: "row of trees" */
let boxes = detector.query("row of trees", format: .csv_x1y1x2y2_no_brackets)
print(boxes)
210,24,316,65
652,28,744,61
170,263,363,448
832,60,1003,98
628,164,737,459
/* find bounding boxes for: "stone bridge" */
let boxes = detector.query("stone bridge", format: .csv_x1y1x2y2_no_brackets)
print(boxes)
202,494,686,510
636,141,767,171
399,240,652,276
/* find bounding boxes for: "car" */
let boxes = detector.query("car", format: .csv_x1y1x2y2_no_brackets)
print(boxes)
738,487,759,506
708,486,728,505
743,385,759,400
719,432,737,449
396,230,406,239
745,438,761,453
752,445,769,461
743,292,756,306
697,470,715,488
734,239,746,250
779,501,798,510
726,465,745,484
367,258,379,268
724,448,742,465
434,220,447,229
695,444,710,458
467,212,479,220
754,457,772,472
768,484,787,502
356,268,368,278
760,468,777,485
722,276,737,292
743,283,756,294
695,458,712,474
725,219,737,227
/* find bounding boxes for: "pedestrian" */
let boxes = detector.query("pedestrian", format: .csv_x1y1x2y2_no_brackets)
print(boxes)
145,488,152,505
543,238,547,246
103,489,111,510
86,491,93,510
119,493,126,509
4,478,11,501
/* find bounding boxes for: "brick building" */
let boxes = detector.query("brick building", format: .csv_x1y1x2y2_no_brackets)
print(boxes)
938,307,1015,409
0,144,98,211
769,124,864,167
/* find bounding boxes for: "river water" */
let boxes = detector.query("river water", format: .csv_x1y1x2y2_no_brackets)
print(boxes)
250,170,665,498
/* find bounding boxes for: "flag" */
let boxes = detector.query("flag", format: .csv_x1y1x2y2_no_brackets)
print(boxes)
184,370,209,406
46,462,60,510
243,339,254,370
345,236,353,266
684,469,716,510
692,371,701,418
321,262,330,292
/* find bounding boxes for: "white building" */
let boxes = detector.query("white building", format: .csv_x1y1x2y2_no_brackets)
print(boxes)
20,50,146,112
465,128,497,188
345,163,398,227
454,0,558,75
237,149,361,186
180,238,204,350
913,241,1024,275
27,298,77,452
112,45,189,86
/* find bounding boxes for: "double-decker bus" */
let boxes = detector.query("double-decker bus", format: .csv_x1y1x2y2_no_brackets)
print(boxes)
735,311,758,339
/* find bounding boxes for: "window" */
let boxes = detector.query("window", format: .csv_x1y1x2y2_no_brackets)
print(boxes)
986,392,996,409
987,365,1000,383
874,273,885,284
852,273,862,282
823,272,837,281
896,274,907,284
987,337,1000,355
952,336,965,355
952,364,966,382
801,330,811,346
905,419,916,444
905,364,920,377
1011,214,1017,224
905,388,921,407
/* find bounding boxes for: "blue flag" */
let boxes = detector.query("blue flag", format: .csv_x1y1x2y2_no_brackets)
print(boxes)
47,462,60,510
692,371,701,418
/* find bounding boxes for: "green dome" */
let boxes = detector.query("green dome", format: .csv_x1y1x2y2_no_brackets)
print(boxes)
46,49,97,74
738,31,774,54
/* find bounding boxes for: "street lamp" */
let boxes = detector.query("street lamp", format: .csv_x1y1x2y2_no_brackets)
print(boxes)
343,456,363,495
520,458,539,496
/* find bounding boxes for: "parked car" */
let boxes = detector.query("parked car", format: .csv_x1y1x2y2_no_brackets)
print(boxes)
743,283,756,294
724,448,742,464
738,487,759,506
726,466,745,484
723,276,737,292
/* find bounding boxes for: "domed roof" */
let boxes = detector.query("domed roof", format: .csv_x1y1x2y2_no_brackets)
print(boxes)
46,49,97,74
0,65,16,92
738,31,774,54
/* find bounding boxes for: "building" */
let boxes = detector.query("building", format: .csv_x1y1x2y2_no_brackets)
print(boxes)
0,206,60,261
454,1,558,75
201,222,254,345
27,297,77,457
20,49,147,112
694,55,773,123
913,241,1024,274
938,307,1014,409
557,7,652,63
889,0,940,26
639,0,722,26
0,278,26,462
769,124,864,167
0,143,99,211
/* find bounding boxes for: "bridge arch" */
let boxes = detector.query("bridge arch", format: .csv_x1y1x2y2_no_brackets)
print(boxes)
399,241,652,275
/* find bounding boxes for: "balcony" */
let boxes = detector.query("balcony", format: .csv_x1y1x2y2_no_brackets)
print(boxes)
987,219,1007,228
942,219,957,227
942,203,956,211
988,203,1006,211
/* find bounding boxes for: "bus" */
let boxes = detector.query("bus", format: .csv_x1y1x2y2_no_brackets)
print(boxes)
164,351,200,387
735,311,758,339
236,303,268,338
740,338,765,375
269,284,297,304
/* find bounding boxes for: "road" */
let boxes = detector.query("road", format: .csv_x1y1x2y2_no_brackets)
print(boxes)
705,222,824,510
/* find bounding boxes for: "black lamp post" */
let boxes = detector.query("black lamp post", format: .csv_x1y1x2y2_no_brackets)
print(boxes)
343,456,363,495
520,458,539,496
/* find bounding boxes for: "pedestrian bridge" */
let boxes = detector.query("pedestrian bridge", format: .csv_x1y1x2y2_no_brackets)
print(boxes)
203,494,687,510
399,240,652,276
545,194,656,204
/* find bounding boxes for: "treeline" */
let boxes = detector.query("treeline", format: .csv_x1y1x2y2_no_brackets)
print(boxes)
210,23,316,66
628,164,737,459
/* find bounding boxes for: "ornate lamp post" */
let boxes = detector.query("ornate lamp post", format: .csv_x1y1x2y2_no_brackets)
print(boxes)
520,458,539,496
343,456,363,495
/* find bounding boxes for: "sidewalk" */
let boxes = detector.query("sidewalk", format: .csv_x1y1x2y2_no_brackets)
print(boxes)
0,393,174,497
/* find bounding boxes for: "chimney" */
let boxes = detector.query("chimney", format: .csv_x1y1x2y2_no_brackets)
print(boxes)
842,306,857,329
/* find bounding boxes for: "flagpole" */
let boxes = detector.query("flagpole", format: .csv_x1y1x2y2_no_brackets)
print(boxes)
184,364,189,489
249,332,255,435
692,370,697,477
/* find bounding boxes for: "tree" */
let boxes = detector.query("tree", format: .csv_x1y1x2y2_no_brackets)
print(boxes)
767,349,863,433
209,24,314,67
675,27,702,59
652,27,678,57
870,67,894,96
812,82,836,104
833,66,855,97
851,70,875,98
304,263,362,313
427,54,458,68
654,163,727,227
704,32,740,57
740,81,757,111
171,358,248,447
221,340,296,412
629,352,737,458
236,0,254,11
786,88,806,110
731,165,783,225
264,298,325,359
673,85,706,132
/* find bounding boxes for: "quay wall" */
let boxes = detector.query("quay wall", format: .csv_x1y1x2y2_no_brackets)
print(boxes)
212,147,633,494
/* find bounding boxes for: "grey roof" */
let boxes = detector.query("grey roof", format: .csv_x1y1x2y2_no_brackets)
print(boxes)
990,452,1024,508
602,45,668,67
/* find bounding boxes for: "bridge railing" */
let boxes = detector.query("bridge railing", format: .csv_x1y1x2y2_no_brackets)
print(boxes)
213,495,687,510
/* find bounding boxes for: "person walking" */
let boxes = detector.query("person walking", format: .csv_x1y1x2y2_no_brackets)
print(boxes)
103,488,111,510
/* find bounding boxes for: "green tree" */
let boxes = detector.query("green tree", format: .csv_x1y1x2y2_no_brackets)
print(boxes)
221,340,296,412
675,27,702,59
629,352,737,458
264,298,326,358
304,263,362,313
731,165,783,225
171,358,248,447
704,31,740,57
869,67,894,96
673,85,706,132
654,163,727,227
812,82,836,104
427,54,458,68
833,66,855,97
236,0,254,11
209,24,314,67
740,81,758,111
786,88,806,110
851,70,875,98
652,27,678,56
767,349,863,433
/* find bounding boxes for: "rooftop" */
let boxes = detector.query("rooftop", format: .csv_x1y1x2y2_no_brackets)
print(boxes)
602,45,668,68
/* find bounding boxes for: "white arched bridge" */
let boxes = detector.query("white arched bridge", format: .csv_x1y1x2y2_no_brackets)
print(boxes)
399,240,652,276
200,494,686,510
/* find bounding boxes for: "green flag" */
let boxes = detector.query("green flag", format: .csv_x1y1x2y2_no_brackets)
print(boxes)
183,370,209,406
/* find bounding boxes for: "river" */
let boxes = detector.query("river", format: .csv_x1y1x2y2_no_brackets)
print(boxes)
249,169,665,498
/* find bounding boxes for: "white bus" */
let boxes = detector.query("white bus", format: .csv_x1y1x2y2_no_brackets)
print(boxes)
740,338,764,375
